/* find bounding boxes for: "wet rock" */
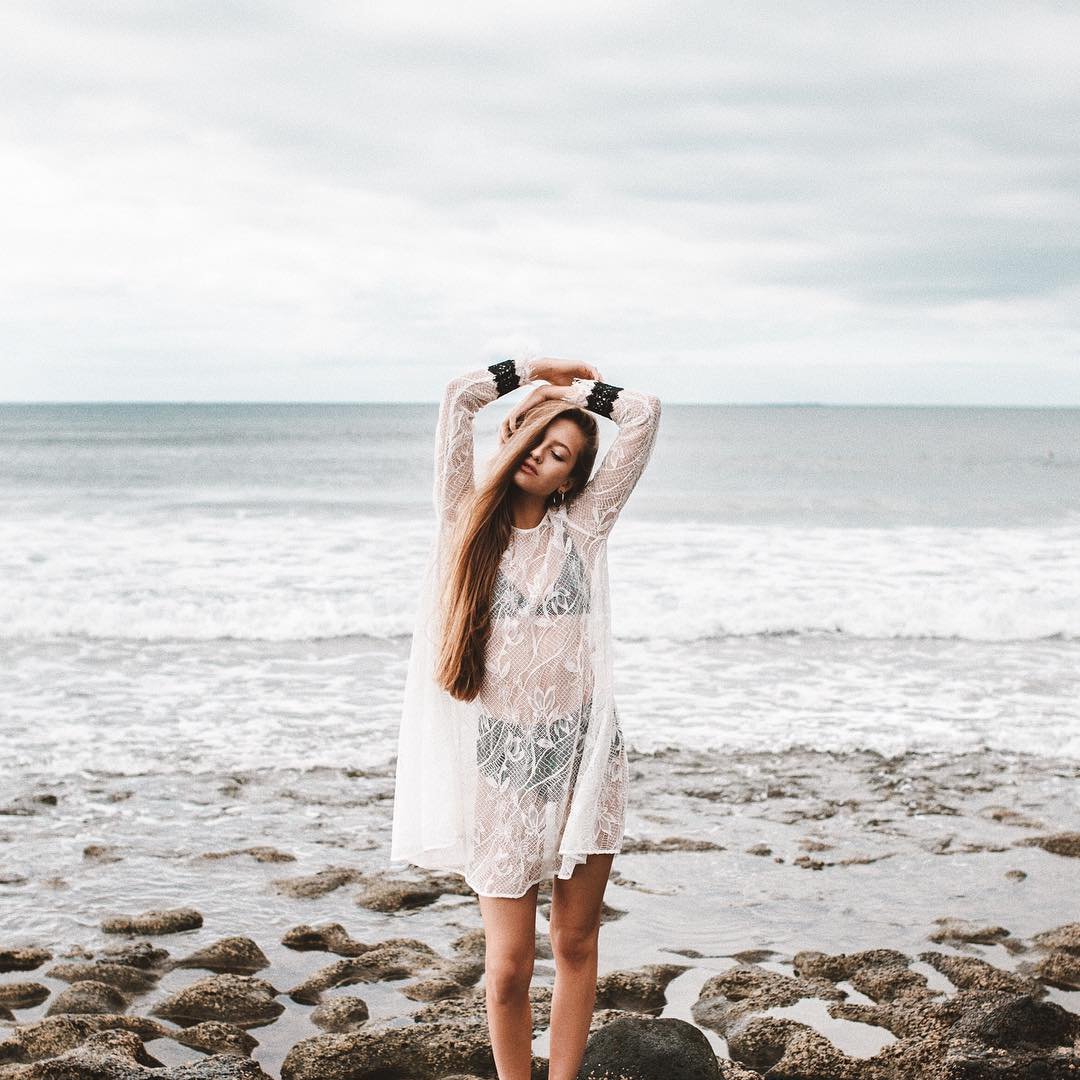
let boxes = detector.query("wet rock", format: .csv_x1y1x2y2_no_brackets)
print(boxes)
926,834,1011,855
1018,831,1080,857
949,991,1079,1048
607,871,677,895
0,794,57,817
101,907,203,936
0,984,49,1010
773,798,862,824
46,980,129,1016
0,1015,168,1064
839,851,896,867
173,938,270,975
281,923,373,957
727,1014,849,1078
728,949,784,965
0,1028,272,1078
449,927,488,959
287,939,443,1004
979,805,1044,828
171,1021,259,1057
353,871,474,913
437,955,486,988
794,948,937,1003
414,985,553,1034
279,1021,498,1080
594,964,690,1014
586,1006,652,1033
713,1064,763,1080
825,986,1080,1077
44,961,159,995
402,974,468,1002
919,950,1044,996
151,974,284,1029
692,963,846,1037
1030,949,1080,990
619,836,725,853
271,867,364,899
909,800,962,818
200,846,296,863
576,1015,722,1079
411,988,490,1029
82,845,123,863
1032,922,1080,953
683,781,766,804
97,941,171,970
0,948,51,974
927,917,1014,946
309,996,370,1032
1028,923,1080,990
353,878,442,912
60,945,94,960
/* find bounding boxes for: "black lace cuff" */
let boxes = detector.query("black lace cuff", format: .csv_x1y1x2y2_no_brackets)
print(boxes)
488,358,520,397
585,380,623,419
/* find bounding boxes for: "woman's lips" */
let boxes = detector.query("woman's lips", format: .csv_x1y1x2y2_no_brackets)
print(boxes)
520,461,537,475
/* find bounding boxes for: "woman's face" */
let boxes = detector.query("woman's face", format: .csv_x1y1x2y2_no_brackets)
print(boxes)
513,418,587,497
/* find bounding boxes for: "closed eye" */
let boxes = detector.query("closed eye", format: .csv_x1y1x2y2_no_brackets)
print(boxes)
529,438,568,464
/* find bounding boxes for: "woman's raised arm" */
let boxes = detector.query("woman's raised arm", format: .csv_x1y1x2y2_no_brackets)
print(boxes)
434,355,538,524
562,377,662,538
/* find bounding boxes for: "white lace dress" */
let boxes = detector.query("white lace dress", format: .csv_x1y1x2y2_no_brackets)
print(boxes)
390,353,662,898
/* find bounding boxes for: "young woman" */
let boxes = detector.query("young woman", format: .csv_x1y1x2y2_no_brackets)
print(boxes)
391,351,662,1079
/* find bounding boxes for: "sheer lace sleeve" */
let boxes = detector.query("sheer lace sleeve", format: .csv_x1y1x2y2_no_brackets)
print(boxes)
434,355,537,524
563,377,662,538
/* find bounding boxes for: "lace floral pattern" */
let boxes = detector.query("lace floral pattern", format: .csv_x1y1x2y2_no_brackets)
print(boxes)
390,352,662,897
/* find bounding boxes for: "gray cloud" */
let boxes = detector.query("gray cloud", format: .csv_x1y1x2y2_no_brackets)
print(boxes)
1,0,1077,403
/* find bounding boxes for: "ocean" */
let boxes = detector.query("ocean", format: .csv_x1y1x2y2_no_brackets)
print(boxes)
2,400,1079,783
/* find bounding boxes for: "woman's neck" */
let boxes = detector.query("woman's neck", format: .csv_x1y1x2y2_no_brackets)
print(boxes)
508,491,548,530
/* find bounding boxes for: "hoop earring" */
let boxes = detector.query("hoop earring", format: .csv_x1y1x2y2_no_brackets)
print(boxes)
552,489,565,508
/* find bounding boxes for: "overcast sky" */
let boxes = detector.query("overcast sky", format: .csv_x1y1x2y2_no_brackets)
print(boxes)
2,1,1078,404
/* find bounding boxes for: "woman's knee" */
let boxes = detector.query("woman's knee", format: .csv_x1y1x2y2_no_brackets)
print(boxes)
485,952,534,1004
549,921,599,966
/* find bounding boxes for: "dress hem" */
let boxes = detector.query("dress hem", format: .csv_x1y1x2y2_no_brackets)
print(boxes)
467,847,624,899
390,848,624,899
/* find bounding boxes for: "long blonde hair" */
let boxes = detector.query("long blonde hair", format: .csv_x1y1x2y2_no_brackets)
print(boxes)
435,399,599,702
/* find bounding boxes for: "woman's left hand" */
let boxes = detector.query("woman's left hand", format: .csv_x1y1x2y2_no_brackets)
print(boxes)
529,356,602,386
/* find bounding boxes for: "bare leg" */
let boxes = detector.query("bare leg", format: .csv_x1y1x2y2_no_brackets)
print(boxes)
478,882,540,1080
546,852,615,1080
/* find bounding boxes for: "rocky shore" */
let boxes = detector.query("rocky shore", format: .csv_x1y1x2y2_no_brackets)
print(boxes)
2,745,1079,1077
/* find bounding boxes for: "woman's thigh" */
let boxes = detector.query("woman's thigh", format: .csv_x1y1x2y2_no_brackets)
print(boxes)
549,852,615,944
478,882,541,964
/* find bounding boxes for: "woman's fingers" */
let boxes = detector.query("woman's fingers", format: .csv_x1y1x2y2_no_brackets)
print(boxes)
500,408,519,443
501,383,553,443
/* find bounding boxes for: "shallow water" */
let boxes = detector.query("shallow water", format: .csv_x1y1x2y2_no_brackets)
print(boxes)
3,746,1077,1075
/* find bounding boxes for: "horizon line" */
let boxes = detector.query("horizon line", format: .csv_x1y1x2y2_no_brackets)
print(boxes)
2,399,1080,409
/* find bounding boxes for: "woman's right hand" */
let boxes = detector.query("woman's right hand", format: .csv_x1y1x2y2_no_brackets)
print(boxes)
499,384,557,444
529,356,603,386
